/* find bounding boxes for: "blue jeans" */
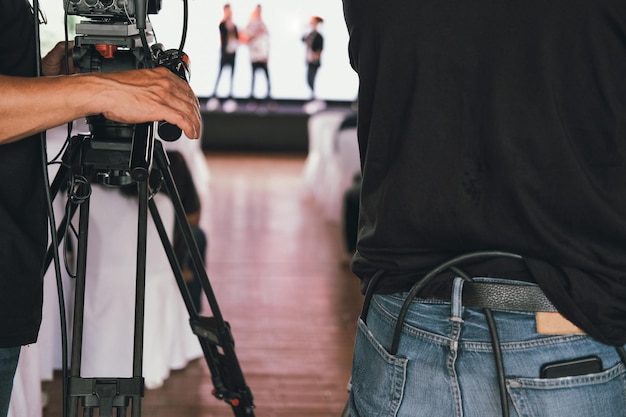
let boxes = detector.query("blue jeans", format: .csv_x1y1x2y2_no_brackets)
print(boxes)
0,346,20,417
349,277,626,417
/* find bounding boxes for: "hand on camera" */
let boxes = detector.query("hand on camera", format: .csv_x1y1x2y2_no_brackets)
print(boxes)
89,67,202,139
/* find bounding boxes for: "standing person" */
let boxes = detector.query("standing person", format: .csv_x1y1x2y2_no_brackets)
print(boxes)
301,15,324,113
0,0,201,414
208,3,239,112
342,1,626,416
244,4,271,105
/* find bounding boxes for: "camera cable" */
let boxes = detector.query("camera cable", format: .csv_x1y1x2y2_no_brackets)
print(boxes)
33,1,70,417
388,251,521,417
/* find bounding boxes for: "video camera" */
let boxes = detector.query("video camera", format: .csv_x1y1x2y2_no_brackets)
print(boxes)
64,0,188,183
51,5,257,415
66,0,187,138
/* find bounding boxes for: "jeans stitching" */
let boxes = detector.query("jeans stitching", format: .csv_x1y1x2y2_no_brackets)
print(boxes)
447,319,464,417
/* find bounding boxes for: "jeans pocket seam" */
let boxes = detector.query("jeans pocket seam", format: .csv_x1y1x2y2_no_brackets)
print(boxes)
353,318,408,417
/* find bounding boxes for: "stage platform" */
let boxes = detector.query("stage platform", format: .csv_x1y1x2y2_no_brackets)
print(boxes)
199,97,355,154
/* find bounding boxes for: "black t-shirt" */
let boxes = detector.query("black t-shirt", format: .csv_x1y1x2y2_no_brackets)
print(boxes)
304,31,323,65
219,21,239,56
343,0,626,345
0,0,49,347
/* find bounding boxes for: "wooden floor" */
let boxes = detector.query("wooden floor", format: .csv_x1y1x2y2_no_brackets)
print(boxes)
42,152,363,417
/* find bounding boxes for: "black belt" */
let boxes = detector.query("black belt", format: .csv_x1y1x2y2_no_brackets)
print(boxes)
431,281,557,312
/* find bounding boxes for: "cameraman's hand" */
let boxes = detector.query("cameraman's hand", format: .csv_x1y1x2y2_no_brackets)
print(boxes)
86,67,202,139
0,66,201,143
42,41,75,76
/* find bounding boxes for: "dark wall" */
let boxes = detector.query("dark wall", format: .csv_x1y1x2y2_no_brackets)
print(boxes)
200,111,309,153
199,100,356,153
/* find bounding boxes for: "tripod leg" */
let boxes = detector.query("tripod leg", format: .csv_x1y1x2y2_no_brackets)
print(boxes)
150,140,255,416
68,170,92,417
131,177,149,417
148,194,229,388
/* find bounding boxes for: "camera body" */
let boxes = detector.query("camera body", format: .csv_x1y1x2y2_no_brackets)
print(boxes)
67,0,187,182
69,0,187,142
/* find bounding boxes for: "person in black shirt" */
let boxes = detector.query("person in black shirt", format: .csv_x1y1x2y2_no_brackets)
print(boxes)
342,0,626,416
0,1,201,414
210,3,239,100
302,16,324,100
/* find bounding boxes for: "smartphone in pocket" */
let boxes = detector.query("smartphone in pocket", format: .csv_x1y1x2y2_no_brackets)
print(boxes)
540,355,603,378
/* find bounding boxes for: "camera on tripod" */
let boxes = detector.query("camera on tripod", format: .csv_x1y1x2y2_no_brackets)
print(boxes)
64,0,188,184
46,3,256,416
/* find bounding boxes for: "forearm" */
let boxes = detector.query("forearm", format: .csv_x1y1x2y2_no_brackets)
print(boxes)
0,67,201,144
0,74,102,144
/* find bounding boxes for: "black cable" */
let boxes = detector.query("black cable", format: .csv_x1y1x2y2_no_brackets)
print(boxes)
359,269,385,324
389,274,439,355
449,266,509,417
41,140,70,417
483,308,509,417
389,250,522,355
616,346,626,366
139,28,152,63
388,252,521,417
32,2,70,417
178,0,189,54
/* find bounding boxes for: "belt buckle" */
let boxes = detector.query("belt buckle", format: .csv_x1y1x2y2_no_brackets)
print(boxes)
536,312,585,335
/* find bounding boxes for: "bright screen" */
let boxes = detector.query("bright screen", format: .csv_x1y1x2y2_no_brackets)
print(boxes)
40,0,359,102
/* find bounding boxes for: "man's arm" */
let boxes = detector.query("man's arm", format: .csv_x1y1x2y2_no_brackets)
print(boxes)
0,66,201,144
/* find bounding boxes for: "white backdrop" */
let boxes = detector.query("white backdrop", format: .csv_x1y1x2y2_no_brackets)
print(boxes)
39,0,359,101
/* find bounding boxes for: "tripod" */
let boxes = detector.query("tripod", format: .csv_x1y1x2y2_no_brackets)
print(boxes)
44,123,255,417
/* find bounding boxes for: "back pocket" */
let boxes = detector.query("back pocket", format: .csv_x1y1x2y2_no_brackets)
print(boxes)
350,318,408,417
506,363,626,417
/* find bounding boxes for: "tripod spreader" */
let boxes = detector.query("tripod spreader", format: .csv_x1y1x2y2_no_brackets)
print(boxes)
68,376,144,417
